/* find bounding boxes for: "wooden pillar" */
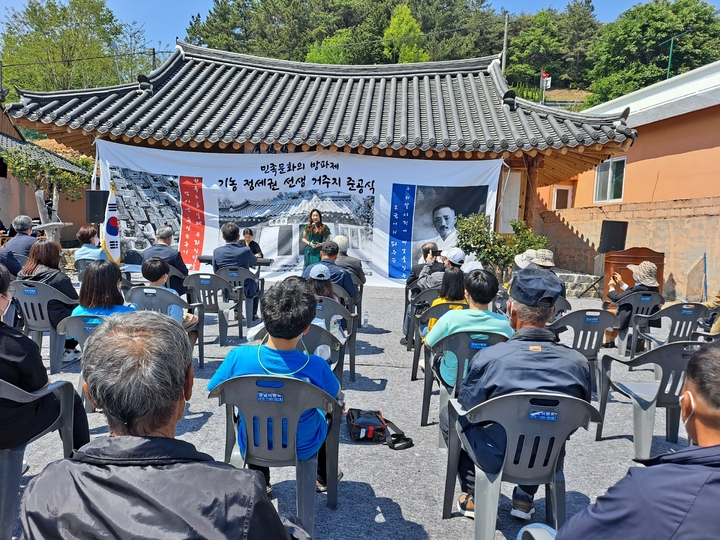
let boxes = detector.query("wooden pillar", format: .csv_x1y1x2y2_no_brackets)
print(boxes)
523,155,539,229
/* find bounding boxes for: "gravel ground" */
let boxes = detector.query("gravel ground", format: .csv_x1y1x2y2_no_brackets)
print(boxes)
11,287,689,539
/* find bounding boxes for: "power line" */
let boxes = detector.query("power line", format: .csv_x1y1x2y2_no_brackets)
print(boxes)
2,50,174,68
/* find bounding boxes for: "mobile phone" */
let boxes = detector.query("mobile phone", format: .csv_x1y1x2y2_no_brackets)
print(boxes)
431,249,442,256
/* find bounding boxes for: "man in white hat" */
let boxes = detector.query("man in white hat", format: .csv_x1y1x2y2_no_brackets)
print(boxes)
531,249,566,298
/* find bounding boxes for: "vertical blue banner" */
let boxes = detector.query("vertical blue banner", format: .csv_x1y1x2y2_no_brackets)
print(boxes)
388,184,416,279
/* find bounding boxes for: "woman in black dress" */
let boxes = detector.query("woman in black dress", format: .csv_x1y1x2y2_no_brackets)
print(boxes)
242,228,263,258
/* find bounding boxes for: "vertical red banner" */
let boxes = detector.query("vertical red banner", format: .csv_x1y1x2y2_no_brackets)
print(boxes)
179,176,205,271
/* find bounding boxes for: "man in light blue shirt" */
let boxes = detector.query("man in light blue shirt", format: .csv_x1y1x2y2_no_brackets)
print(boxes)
425,269,513,387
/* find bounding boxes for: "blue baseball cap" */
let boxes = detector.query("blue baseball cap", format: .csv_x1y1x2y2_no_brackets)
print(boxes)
510,268,563,307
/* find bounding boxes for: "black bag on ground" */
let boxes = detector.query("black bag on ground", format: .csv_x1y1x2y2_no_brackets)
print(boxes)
346,408,414,450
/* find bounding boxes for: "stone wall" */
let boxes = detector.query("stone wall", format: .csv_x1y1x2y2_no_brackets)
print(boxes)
536,196,720,300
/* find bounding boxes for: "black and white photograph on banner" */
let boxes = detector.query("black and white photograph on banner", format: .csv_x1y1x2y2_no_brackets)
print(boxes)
218,190,374,272
411,185,488,264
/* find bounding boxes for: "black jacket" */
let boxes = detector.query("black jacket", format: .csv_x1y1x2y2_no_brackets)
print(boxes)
17,266,78,328
0,247,21,276
21,436,307,540
608,284,661,330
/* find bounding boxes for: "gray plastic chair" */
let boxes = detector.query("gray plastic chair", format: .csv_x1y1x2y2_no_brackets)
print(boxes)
184,273,242,343
0,379,75,539
349,273,363,317
443,392,602,539
314,297,357,382
216,266,263,328
632,303,708,359
331,283,352,307
410,302,467,381
406,287,441,351
13,254,28,267
125,286,206,368
552,296,572,321
208,375,341,539
425,331,508,447
517,524,557,540
57,315,107,413
253,324,345,386
74,258,93,276
548,309,619,393
10,280,79,374
603,291,664,357
596,341,700,458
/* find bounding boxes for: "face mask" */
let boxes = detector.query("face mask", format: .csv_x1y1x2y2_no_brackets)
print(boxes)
679,391,695,427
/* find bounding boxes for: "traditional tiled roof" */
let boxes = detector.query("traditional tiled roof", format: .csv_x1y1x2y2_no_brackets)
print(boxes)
0,133,87,174
5,41,636,186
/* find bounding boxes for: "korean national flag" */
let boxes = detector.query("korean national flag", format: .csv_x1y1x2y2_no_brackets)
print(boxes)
101,185,121,264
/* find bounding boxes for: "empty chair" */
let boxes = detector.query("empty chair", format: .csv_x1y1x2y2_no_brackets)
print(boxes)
603,291,664,357
424,331,508,440
208,375,341,539
596,341,700,458
548,309,619,392
10,280,79,374
314,297,357,382
184,273,242,343
215,266,263,327
74,258,93,275
443,392,602,540
631,303,709,358
410,302,467,381
57,315,107,412
0,379,75,540
406,287,442,351
125,286,205,368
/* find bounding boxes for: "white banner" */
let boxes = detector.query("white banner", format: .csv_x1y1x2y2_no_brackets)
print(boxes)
97,139,503,286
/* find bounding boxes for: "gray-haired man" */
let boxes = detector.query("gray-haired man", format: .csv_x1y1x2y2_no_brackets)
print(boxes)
142,225,189,294
5,215,37,257
21,312,307,539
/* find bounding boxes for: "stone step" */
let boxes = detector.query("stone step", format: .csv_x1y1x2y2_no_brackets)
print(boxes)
555,268,603,298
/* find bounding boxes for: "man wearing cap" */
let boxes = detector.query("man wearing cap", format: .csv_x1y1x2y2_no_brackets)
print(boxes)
143,225,189,295
531,249,566,297
440,268,590,521
407,242,445,296
415,247,466,292
302,241,356,298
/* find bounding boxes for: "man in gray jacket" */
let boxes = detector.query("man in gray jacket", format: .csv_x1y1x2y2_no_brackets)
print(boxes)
21,311,307,540
334,235,366,284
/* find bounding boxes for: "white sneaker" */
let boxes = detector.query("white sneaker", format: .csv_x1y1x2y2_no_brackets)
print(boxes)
62,348,82,363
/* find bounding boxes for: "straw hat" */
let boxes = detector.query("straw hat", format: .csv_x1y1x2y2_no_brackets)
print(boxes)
514,249,537,269
627,261,659,287
531,249,555,268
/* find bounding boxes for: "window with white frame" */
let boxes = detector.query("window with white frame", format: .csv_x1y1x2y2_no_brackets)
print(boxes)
594,157,625,203
553,185,573,210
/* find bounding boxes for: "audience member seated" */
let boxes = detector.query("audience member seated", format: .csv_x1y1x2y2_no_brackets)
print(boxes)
333,235,366,284
407,242,444,298
302,241,356,299
703,288,720,334
5,215,37,257
440,268,590,521
0,263,89,452
426,266,467,333
142,225,189,295
556,342,720,539
530,249,566,297
307,264,345,350
425,269,513,388
0,245,21,276
71,260,135,317
400,248,465,344
17,239,80,363
208,278,341,495
74,225,108,262
212,222,259,318
21,311,306,539
142,257,199,348
241,228,263,258
602,260,661,347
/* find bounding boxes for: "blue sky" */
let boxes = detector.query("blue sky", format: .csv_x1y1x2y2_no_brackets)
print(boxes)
3,0,719,51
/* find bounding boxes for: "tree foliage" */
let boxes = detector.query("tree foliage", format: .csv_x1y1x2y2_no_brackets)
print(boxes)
586,0,720,105
382,4,429,63
0,0,160,102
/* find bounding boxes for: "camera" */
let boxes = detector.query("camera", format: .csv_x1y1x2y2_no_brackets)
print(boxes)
431,249,442,256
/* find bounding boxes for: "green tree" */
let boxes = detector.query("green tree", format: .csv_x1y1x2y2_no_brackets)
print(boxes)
586,0,720,106
383,4,429,63
0,146,91,240
186,0,255,53
558,0,600,88
0,0,158,102
505,9,566,86
305,28,353,64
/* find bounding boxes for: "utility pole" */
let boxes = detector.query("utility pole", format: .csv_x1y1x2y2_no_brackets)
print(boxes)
110,41,122,84
501,13,509,72
659,28,692,79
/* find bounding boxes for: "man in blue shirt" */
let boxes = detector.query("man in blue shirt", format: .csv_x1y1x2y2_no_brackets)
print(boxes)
302,241,356,298
208,278,341,494
5,215,37,257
